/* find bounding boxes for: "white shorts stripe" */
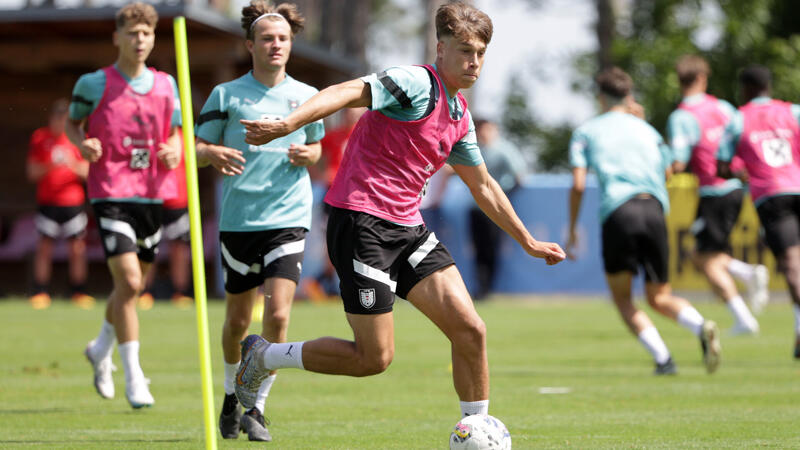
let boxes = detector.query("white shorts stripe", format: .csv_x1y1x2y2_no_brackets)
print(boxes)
263,239,305,268
99,217,137,245
164,212,190,240
137,228,162,249
35,214,61,238
407,232,439,268
61,212,88,237
353,260,397,292
221,242,260,276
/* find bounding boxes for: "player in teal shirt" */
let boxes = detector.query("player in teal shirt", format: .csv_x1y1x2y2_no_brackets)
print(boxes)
195,3,323,442
567,67,720,376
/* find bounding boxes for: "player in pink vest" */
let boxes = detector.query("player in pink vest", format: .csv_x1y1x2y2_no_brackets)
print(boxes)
224,2,565,423
667,55,764,335
718,65,800,359
65,3,182,408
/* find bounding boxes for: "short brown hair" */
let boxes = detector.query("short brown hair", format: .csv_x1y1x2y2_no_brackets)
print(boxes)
676,54,710,87
241,1,305,40
435,1,492,45
595,67,633,99
115,2,158,30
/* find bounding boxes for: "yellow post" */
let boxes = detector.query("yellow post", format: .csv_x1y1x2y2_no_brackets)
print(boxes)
172,16,217,450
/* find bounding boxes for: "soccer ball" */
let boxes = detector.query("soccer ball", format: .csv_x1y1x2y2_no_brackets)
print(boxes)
449,414,511,449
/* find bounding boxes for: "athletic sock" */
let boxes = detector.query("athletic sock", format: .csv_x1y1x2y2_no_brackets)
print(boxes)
460,400,489,417
263,342,304,370
676,306,704,337
224,360,240,395
637,326,671,364
794,304,800,336
91,320,116,360
118,341,145,384
727,259,755,282
254,374,277,414
727,295,757,328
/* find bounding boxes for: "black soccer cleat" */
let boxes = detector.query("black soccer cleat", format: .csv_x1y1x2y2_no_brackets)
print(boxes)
219,393,242,439
240,407,272,442
654,357,677,375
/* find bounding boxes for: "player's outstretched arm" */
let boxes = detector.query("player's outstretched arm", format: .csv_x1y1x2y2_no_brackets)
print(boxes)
242,79,371,146
566,167,587,260
196,137,246,176
453,163,566,266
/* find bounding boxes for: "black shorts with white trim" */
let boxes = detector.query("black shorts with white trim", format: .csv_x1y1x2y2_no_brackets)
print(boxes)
92,201,163,263
35,205,88,239
220,227,307,294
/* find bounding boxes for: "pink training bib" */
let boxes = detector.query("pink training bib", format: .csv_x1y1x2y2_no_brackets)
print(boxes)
325,65,470,225
736,99,800,203
86,66,177,201
678,94,744,187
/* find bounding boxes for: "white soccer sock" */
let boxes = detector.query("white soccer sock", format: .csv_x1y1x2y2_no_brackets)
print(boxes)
91,320,116,360
727,259,755,282
223,360,240,395
254,374,277,414
727,295,757,327
460,400,489,417
118,341,145,383
637,326,671,364
676,306,704,337
264,342,305,370
794,304,800,335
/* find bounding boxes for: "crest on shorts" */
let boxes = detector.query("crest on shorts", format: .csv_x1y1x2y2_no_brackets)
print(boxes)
105,235,117,252
359,288,376,309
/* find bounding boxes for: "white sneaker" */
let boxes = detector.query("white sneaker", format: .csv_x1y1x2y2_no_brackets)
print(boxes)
126,377,154,409
747,265,770,314
729,320,759,336
84,341,115,399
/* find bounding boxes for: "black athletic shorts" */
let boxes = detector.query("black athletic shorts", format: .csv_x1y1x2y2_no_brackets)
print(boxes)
220,228,306,294
162,207,190,242
756,194,800,257
601,195,669,283
326,207,455,315
690,188,744,253
35,205,88,239
92,201,163,263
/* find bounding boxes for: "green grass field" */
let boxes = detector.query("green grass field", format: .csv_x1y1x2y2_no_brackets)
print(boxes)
1,296,798,449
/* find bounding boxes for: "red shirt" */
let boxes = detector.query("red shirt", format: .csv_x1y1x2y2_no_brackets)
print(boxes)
164,128,188,209
27,127,86,206
319,123,356,186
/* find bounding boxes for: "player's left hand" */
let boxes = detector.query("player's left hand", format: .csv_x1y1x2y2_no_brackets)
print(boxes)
287,143,319,167
528,240,567,266
157,142,181,170
241,119,291,146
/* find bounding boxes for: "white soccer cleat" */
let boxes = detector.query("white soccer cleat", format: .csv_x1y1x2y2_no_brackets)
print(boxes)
126,377,154,409
700,321,721,374
747,264,770,314
728,320,759,336
84,341,116,399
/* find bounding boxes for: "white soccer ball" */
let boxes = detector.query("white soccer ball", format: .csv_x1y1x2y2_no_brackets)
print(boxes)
449,414,511,449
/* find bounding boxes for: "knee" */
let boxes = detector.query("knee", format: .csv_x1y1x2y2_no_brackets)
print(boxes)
356,347,394,376
264,306,290,330
225,314,251,337
646,292,670,310
116,272,143,296
453,316,487,354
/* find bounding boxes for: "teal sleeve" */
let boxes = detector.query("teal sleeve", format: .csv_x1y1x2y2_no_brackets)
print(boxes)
718,111,743,162
569,129,589,168
167,75,182,127
448,112,483,166
504,141,528,178
792,104,800,126
304,119,325,144
195,86,226,145
666,109,699,163
69,70,106,121
360,66,431,121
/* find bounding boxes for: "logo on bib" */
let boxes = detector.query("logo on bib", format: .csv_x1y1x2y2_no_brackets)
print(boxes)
359,288,376,309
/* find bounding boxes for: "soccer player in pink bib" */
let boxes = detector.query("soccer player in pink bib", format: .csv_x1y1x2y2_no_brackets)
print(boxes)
718,65,800,359
65,2,182,408
228,1,565,423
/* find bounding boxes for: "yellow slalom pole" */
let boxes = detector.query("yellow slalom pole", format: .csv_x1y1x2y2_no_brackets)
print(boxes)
173,16,217,450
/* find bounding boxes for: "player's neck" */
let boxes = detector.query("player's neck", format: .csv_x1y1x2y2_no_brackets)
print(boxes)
682,85,705,98
115,58,147,79
252,65,286,88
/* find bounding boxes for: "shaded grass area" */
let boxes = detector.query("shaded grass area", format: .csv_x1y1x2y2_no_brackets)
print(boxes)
0,296,798,448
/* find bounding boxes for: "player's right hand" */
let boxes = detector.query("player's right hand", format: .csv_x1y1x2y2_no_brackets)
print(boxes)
565,230,578,261
202,144,246,176
529,240,566,266
80,138,102,162
241,119,291,146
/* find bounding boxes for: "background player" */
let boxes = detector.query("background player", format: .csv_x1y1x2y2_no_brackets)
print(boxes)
667,54,765,333
26,98,93,310
194,1,323,441
717,65,800,359
567,67,721,375
66,2,182,408
231,1,565,425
